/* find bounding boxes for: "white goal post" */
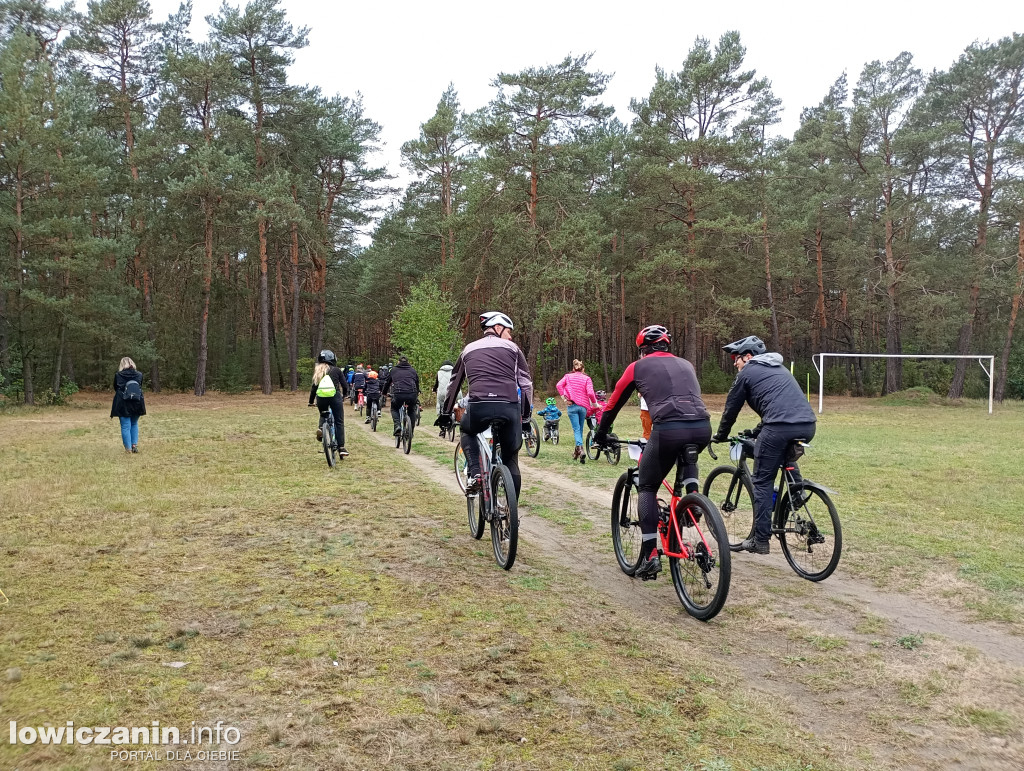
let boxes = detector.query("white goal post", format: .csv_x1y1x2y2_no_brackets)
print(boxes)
810,353,995,415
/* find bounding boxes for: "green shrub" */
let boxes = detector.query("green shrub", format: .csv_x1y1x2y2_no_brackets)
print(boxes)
699,361,733,393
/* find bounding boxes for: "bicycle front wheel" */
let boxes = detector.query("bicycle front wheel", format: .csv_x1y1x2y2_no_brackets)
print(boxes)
402,415,413,454
605,433,621,465
524,419,540,458
490,464,519,570
323,419,335,468
668,494,731,621
703,465,754,549
466,489,485,541
611,472,642,575
585,430,600,460
778,486,842,582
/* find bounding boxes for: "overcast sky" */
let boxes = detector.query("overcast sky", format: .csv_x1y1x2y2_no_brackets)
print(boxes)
144,0,1018,210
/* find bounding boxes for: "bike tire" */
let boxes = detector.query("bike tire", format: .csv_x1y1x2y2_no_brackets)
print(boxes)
605,433,621,465
668,494,731,622
466,488,485,541
357,399,363,417
490,464,519,570
777,486,842,582
524,419,540,458
454,442,470,493
611,472,643,575
585,430,600,460
552,428,559,446
371,406,378,432
402,414,413,455
702,465,754,549
323,418,335,468
416,407,421,427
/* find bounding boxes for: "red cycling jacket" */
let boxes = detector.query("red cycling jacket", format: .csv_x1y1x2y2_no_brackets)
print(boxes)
598,352,709,433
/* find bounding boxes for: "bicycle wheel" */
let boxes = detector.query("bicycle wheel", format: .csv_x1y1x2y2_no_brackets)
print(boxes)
585,430,600,460
668,494,731,621
702,465,754,549
552,428,559,445
490,464,519,570
777,486,842,582
605,432,621,465
395,409,403,448
402,414,413,455
322,418,335,468
357,398,363,417
611,471,643,575
371,405,378,432
454,442,470,492
524,419,540,458
416,406,421,426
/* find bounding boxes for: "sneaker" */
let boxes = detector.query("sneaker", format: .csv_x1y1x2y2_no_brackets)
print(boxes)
635,550,662,581
739,538,770,555
393,427,402,437
316,428,323,441
364,418,371,424
337,447,349,457
465,475,482,496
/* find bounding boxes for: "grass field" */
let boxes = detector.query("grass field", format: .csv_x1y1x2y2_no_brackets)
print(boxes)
1,391,1023,770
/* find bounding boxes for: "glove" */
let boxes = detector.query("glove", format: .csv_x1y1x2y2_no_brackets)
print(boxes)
592,430,610,449
434,413,454,429
749,423,763,439
712,430,728,443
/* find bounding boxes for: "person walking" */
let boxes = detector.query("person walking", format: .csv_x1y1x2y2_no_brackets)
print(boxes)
556,359,600,464
111,357,146,453
434,360,455,428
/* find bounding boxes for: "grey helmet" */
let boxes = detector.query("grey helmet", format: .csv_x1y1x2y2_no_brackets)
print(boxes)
722,336,766,357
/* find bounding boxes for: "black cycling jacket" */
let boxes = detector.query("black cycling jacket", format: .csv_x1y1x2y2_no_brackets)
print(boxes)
717,353,816,436
598,351,709,434
442,331,534,417
384,363,420,396
363,377,381,397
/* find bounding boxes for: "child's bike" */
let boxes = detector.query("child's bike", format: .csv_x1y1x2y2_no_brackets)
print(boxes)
609,438,731,621
585,416,620,464
356,391,365,416
542,419,560,444
522,418,540,458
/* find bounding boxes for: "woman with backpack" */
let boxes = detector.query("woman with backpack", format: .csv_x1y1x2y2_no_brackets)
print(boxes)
111,357,146,453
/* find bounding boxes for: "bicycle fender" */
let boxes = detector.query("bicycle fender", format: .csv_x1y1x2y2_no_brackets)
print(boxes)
799,480,839,497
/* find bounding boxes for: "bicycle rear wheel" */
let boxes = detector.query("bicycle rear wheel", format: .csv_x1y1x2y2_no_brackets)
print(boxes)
395,409,403,448
524,419,540,458
605,433,621,465
402,414,413,454
611,471,642,575
371,405,378,432
322,418,335,468
778,486,842,581
454,442,470,492
552,428,559,445
702,465,754,549
668,494,731,621
357,398,363,417
490,464,519,570
585,430,600,460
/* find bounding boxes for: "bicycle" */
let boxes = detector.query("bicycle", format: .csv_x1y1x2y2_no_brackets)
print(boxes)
522,417,540,458
703,433,842,582
609,438,731,621
542,419,560,445
369,400,380,432
319,409,339,468
356,391,365,417
395,402,414,454
459,421,518,570
585,415,620,464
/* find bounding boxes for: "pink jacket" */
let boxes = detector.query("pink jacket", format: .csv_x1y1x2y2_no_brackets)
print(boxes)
556,372,599,415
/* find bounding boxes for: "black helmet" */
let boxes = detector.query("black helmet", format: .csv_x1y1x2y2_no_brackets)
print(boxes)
398,355,409,365
318,350,337,365
722,336,766,357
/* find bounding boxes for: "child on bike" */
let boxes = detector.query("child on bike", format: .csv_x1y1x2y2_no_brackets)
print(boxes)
351,365,366,407
308,350,349,457
536,397,562,440
363,369,382,423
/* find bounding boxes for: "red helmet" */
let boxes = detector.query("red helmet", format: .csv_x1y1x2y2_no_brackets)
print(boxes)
636,324,671,348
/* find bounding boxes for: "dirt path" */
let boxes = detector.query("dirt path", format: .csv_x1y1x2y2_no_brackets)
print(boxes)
359,421,1024,770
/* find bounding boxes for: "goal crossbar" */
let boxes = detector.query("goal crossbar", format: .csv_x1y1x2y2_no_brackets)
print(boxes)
810,353,994,415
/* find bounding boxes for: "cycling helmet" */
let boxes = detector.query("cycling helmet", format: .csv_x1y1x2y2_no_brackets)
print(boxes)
480,311,514,331
636,324,671,348
596,390,607,401
318,350,337,365
722,335,766,357
367,370,378,379
545,397,557,406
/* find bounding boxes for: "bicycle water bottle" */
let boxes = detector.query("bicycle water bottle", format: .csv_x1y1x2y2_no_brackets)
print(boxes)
772,486,778,506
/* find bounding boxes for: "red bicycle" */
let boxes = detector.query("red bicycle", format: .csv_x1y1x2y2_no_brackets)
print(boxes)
609,439,731,621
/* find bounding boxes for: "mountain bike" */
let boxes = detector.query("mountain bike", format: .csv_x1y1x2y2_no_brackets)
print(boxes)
703,433,842,582
319,409,339,468
609,438,731,621
395,402,414,455
585,416,620,464
461,422,518,570
522,417,540,458
542,419,560,445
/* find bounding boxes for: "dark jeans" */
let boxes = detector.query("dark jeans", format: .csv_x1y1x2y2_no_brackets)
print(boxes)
390,393,418,431
315,394,346,447
752,422,817,542
637,421,712,537
460,400,523,497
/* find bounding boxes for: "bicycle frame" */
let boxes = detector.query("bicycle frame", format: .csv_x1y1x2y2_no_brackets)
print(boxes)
720,437,828,526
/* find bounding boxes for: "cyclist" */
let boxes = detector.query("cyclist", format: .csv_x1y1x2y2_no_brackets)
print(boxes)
363,369,382,423
437,311,534,499
712,335,817,555
592,325,711,581
433,360,455,435
308,350,350,457
384,355,420,437
351,365,366,407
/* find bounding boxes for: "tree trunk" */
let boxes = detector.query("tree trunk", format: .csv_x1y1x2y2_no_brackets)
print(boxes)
995,214,1024,401
52,321,65,395
595,283,611,391
194,203,214,396
258,208,272,394
143,264,160,392
763,215,780,351
288,201,301,391
814,227,827,352
882,219,902,394
0,288,8,371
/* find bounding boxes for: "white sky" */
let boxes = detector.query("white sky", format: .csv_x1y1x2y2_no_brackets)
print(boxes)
144,0,1018,223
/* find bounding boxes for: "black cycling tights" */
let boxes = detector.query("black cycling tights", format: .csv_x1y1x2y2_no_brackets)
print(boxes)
637,421,712,537
460,400,523,498
315,394,345,448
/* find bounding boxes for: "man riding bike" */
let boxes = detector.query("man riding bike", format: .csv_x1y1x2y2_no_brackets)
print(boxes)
437,311,534,499
712,335,817,555
592,325,712,581
383,355,420,437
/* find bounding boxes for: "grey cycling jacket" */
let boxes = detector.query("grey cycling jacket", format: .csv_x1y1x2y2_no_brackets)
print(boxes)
718,352,816,436
442,332,533,416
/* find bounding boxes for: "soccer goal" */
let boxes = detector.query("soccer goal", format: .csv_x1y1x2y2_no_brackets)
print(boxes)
810,353,995,415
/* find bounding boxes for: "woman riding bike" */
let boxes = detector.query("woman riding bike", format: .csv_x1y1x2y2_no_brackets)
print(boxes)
308,350,349,457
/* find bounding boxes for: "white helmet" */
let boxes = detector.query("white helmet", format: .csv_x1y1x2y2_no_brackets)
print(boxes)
480,311,514,331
